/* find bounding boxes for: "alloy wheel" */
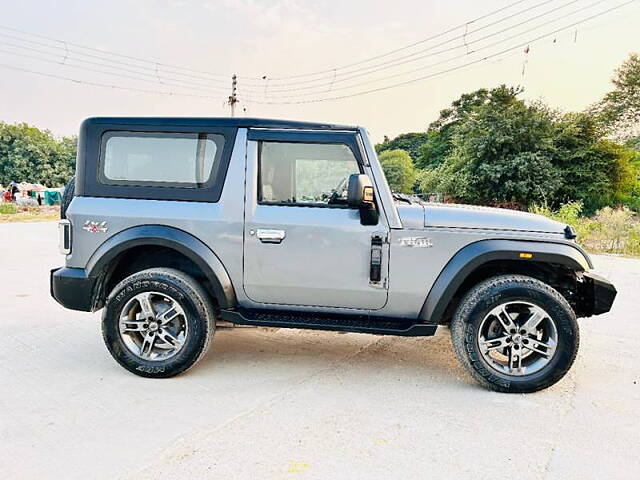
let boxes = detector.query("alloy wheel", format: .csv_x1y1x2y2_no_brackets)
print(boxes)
477,301,558,376
118,292,188,361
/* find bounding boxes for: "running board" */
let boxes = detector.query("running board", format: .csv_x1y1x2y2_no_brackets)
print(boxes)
220,309,437,337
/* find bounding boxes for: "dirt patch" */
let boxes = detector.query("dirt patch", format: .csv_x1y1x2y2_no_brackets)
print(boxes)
0,205,60,223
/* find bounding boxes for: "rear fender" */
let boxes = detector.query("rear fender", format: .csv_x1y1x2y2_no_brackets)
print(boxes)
86,225,236,309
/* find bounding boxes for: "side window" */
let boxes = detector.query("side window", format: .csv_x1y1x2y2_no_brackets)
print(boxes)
259,141,361,206
100,132,225,188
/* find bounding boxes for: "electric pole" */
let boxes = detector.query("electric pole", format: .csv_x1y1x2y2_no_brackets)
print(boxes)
228,74,238,117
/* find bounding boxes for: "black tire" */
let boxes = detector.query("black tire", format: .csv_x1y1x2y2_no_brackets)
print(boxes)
102,268,216,378
60,175,75,219
451,275,579,393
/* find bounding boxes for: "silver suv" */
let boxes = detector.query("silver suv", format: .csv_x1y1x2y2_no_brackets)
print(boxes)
51,117,616,393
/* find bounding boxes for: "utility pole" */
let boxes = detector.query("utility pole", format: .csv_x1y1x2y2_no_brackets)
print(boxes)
228,74,238,117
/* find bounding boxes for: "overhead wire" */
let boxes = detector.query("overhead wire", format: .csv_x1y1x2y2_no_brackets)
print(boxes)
241,0,595,96
0,0,634,104
259,0,565,88
0,0,553,88
239,0,635,105
261,0,531,81
0,0,605,97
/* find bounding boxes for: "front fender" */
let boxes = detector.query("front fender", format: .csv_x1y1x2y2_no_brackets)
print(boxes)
420,239,592,325
86,225,237,309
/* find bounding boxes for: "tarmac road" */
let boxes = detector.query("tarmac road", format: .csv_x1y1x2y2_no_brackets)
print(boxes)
0,221,638,479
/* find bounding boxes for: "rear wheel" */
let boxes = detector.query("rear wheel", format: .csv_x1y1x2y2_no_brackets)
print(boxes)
102,268,216,378
451,275,579,393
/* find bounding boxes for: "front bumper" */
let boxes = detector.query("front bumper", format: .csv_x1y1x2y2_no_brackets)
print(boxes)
580,271,617,316
50,267,97,312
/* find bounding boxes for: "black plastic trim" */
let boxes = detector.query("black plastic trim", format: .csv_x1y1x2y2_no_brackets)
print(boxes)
581,271,617,316
78,118,237,203
85,225,236,309
221,309,437,336
82,116,357,131
50,267,96,311
420,239,593,325
248,129,361,145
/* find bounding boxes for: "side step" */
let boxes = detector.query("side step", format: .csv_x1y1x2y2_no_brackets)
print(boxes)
220,308,437,337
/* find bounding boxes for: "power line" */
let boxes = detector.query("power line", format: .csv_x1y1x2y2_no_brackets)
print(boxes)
0,31,232,88
0,1,633,105
0,24,234,81
246,0,589,95
260,0,563,88
262,0,531,81
0,42,235,92
240,0,635,105
0,62,223,100
0,0,553,88
0,46,235,94
0,0,601,98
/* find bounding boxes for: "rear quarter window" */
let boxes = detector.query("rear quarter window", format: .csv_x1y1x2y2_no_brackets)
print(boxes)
99,132,225,188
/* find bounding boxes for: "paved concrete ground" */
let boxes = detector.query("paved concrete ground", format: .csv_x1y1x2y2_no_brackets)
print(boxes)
0,222,638,479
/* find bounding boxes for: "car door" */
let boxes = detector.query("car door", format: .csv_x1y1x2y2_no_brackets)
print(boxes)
242,129,389,310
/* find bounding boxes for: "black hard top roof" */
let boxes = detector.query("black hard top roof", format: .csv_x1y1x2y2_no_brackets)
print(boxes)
82,117,358,131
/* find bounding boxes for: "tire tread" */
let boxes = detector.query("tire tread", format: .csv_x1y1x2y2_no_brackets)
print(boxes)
451,274,579,393
101,267,216,378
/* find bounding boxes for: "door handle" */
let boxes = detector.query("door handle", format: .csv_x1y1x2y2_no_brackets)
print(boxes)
256,229,286,244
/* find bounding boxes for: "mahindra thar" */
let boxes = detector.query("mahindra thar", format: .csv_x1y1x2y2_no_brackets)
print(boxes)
50,117,616,393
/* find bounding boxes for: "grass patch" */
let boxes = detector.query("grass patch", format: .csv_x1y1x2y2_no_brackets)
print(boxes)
531,202,640,257
0,203,18,215
0,205,60,223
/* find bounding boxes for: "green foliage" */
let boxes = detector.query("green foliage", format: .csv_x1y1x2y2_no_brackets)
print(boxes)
419,86,562,205
417,87,514,169
530,201,583,229
552,113,638,212
0,203,18,215
626,135,640,151
378,149,417,193
532,202,640,256
375,132,429,161
591,53,640,141
416,85,639,211
0,122,77,187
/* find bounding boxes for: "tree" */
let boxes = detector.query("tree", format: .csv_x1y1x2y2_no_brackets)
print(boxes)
416,86,522,169
420,94,561,206
591,53,640,141
378,149,417,193
375,132,429,161
553,112,637,211
417,83,639,211
0,121,76,186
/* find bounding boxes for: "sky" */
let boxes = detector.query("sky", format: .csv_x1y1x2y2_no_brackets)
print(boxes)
0,0,638,143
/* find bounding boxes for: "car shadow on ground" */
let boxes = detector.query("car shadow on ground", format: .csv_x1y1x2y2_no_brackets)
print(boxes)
191,326,474,388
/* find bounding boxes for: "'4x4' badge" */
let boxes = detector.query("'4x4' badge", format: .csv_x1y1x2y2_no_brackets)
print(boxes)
82,220,108,234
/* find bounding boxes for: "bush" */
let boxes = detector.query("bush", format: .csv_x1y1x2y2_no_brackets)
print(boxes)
531,202,640,256
0,203,18,215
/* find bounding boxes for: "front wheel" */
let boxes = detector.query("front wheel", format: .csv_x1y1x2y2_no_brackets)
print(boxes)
102,268,216,378
451,275,579,393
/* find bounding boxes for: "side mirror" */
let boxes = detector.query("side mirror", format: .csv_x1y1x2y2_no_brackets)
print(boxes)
347,174,378,225
347,174,375,208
